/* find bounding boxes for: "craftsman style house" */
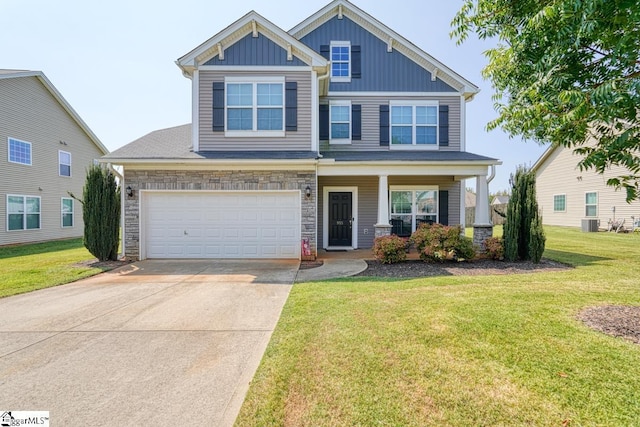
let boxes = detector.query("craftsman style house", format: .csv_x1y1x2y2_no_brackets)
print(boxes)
1,70,108,246
103,0,499,260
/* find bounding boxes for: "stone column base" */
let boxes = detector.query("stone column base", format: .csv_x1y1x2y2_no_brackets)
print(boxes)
374,224,393,238
473,225,494,252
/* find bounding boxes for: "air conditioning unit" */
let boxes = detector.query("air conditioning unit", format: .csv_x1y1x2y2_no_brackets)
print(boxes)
581,219,599,232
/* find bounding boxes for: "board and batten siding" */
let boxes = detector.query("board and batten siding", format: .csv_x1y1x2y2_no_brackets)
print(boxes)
198,70,313,151
318,176,461,249
0,76,105,246
535,145,640,228
320,95,461,152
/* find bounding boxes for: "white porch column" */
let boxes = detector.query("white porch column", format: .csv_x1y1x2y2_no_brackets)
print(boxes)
474,174,491,226
375,175,392,237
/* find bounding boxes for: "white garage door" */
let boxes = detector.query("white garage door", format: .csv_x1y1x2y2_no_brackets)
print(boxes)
143,191,300,259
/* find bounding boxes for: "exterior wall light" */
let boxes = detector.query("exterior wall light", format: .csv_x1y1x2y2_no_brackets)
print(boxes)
126,186,134,198
305,185,312,199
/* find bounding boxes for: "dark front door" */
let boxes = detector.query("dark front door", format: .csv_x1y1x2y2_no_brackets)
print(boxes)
328,192,353,247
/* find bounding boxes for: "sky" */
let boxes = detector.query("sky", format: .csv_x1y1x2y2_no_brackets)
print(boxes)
1,0,548,192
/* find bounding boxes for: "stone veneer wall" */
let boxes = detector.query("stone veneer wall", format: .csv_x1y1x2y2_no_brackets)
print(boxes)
123,169,316,260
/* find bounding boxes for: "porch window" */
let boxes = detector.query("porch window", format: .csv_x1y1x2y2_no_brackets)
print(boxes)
225,77,284,136
585,192,597,217
390,188,438,237
390,101,438,149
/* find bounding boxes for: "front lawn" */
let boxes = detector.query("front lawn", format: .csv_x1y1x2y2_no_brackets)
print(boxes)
0,238,104,298
236,227,640,426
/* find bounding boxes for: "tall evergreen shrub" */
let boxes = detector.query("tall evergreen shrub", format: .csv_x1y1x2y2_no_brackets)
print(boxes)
503,166,545,263
80,164,120,261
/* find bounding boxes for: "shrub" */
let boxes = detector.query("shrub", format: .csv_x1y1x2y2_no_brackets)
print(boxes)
410,223,475,263
373,235,408,264
528,214,546,263
484,237,504,260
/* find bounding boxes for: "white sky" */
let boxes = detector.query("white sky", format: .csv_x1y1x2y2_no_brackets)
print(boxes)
1,0,548,192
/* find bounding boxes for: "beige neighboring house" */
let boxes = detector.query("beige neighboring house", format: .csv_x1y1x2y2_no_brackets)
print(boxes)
533,144,640,230
1,70,108,246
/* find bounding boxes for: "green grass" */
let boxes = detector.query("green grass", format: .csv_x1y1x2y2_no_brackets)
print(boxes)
0,238,103,298
236,226,640,426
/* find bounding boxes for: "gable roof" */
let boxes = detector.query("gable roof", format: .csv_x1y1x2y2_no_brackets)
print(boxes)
0,69,108,155
531,144,560,173
176,10,329,78
289,0,480,100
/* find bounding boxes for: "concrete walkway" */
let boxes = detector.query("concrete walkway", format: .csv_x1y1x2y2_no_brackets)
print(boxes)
296,250,370,282
0,260,297,427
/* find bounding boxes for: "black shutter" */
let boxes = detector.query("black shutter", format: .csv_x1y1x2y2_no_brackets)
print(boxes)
351,45,361,79
320,45,330,60
319,104,330,140
380,105,389,146
352,104,361,140
439,190,449,225
212,82,225,132
439,105,449,146
285,81,297,131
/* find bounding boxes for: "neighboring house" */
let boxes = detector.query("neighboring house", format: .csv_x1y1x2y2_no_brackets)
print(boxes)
1,70,108,246
102,0,500,260
491,195,509,206
533,144,640,230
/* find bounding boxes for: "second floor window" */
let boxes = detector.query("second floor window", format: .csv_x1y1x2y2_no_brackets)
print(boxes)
59,151,71,177
331,41,351,82
8,138,32,165
390,102,438,148
226,78,284,134
330,101,351,143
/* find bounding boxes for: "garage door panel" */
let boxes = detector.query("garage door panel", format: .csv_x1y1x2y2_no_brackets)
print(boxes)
145,192,301,259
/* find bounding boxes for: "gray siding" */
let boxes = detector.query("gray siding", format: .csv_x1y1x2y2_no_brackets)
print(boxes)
199,70,313,151
0,76,105,246
320,95,461,152
205,33,307,66
300,16,457,93
535,145,640,228
318,176,461,249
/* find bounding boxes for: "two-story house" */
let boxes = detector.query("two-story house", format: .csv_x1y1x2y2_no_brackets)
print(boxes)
102,0,500,261
1,70,108,246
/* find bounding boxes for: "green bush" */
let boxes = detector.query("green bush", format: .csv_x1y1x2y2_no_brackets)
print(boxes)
484,237,504,260
410,223,475,263
373,235,408,264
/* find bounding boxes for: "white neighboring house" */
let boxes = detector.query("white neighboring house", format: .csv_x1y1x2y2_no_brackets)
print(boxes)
1,70,109,246
533,144,640,231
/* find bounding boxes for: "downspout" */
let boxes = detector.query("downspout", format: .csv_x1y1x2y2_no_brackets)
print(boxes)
487,164,496,184
108,163,125,259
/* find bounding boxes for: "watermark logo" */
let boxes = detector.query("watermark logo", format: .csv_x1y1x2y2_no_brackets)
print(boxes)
0,411,49,426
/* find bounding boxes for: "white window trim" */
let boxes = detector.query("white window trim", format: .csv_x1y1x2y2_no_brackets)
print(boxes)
61,197,74,228
330,41,351,83
59,150,72,177
329,100,351,145
585,191,598,217
6,194,41,231
553,194,566,213
224,76,285,137
389,100,439,151
8,137,32,166
389,186,439,234
322,186,358,250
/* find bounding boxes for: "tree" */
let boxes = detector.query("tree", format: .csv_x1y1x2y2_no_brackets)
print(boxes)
452,0,640,201
503,166,545,263
71,165,120,261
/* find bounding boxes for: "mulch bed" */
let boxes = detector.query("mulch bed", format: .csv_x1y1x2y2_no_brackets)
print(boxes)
578,306,640,345
299,260,324,270
355,258,569,278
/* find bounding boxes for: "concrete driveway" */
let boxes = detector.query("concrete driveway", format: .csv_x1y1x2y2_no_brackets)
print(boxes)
0,259,297,426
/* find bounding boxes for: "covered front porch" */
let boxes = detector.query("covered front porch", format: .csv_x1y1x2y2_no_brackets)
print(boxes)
317,154,499,250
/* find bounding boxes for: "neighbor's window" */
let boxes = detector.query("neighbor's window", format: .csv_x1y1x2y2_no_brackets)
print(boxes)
62,198,74,227
390,102,438,148
7,195,40,231
390,188,438,237
585,192,598,217
225,78,284,134
8,137,32,165
330,101,351,143
553,194,566,212
330,41,351,82
59,151,71,177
